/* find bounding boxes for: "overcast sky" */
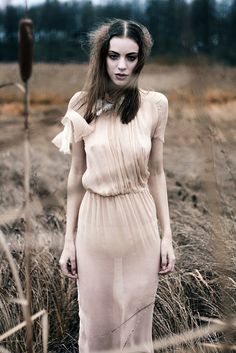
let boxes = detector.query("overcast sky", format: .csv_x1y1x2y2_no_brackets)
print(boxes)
0,0,196,9
1,0,122,8
0,0,229,11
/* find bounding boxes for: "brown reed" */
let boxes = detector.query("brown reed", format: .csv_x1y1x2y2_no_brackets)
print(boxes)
19,19,34,83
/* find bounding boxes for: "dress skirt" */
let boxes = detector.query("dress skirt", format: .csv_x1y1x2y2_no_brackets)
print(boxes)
75,186,161,353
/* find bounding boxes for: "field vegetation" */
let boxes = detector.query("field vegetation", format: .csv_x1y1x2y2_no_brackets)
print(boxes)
0,62,235,352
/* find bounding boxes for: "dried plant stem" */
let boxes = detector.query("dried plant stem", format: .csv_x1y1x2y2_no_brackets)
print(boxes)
0,230,28,320
0,231,49,352
0,82,25,92
23,80,34,353
152,317,236,351
41,311,49,353
0,309,47,342
201,342,236,350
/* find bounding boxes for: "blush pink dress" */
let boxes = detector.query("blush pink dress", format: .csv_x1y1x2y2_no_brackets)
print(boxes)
51,89,168,353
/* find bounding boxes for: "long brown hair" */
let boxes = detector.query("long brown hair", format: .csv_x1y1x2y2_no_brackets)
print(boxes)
74,19,153,124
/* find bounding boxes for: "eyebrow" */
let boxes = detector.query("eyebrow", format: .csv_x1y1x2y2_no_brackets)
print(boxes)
108,50,138,55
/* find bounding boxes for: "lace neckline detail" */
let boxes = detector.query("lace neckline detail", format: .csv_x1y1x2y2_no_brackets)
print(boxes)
96,99,114,116
95,95,125,117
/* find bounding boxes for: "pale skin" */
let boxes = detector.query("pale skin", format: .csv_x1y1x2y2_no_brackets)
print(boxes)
59,36,176,279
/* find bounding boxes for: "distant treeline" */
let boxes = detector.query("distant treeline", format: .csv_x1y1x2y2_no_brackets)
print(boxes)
0,0,235,65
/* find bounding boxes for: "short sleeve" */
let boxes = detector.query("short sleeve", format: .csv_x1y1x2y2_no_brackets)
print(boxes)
151,93,169,143
51,91,95,154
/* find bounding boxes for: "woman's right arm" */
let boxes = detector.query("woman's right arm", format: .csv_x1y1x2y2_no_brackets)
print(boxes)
59,138,86,279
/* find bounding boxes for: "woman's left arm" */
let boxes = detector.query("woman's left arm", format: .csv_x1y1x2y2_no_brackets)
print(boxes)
148,137,176,275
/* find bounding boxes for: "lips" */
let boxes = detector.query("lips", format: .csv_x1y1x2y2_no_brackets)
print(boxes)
115,73,128,81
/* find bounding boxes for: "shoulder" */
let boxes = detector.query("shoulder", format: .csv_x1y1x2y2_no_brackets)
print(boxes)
139,89,168,107
68,90,87,107
67,91,87,116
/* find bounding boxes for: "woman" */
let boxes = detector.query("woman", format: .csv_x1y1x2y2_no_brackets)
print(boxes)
52,19,175,353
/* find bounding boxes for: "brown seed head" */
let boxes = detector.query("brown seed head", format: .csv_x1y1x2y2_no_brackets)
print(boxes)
19,18,34,82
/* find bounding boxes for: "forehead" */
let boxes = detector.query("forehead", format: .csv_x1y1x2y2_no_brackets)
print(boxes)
108,36,139,53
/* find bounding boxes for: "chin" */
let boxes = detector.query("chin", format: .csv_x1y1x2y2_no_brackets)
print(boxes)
114,81,126,87
112,78,129,87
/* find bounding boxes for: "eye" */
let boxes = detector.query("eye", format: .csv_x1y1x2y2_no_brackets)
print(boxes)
108,54,118,60
127,56,138,62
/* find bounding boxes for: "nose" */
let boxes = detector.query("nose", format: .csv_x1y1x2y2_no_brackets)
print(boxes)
117,57,127,71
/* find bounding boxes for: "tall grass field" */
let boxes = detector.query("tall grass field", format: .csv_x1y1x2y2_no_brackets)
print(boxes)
0,62,235,353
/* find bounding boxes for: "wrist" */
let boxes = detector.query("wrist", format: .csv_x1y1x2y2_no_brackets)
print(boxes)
64,233,76,243
161,229,172,240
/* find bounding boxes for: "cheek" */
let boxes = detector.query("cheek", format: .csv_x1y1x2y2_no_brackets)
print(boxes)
129,60,138,73
106,58,115,73
106,60,112,80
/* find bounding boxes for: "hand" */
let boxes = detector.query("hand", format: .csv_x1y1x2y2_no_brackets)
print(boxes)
159,237,175,275
59,242,78,279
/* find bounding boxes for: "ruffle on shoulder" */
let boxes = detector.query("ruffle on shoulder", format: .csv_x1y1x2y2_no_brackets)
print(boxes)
51,109,95,154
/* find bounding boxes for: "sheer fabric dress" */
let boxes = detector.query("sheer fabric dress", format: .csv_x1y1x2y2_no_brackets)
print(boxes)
51,89,169,353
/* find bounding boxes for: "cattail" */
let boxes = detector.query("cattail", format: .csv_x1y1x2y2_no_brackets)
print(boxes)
19,18,34,82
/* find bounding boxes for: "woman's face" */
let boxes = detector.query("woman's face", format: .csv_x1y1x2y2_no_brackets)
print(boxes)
106,36,139,87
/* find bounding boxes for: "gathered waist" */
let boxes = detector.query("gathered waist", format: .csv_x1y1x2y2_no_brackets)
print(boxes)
77,183,159,256
85,185,151,198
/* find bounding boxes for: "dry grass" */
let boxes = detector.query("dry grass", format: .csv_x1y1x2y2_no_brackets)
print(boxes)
0,63,236,352
0,62,236,105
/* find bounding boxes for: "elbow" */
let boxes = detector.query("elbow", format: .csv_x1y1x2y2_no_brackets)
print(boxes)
148,167,165,187
68,168,85,191
69,162,86,178
148,157,164,177
67,171,86,196
69,168,84,181
148,165,165,177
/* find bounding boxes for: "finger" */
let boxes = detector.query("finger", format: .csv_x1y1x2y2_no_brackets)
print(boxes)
64,268,78,279
161,266,174,274
60,262,77,279
159,267,170,274
60,262,71,277
160,253,167,269
159,270,170,275
66,262,78,278
159,262,172,274
70,259,77,275
67,273,78,279
162,254,175,270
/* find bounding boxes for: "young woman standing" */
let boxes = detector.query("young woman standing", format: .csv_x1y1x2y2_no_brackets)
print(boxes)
52,19,175,353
